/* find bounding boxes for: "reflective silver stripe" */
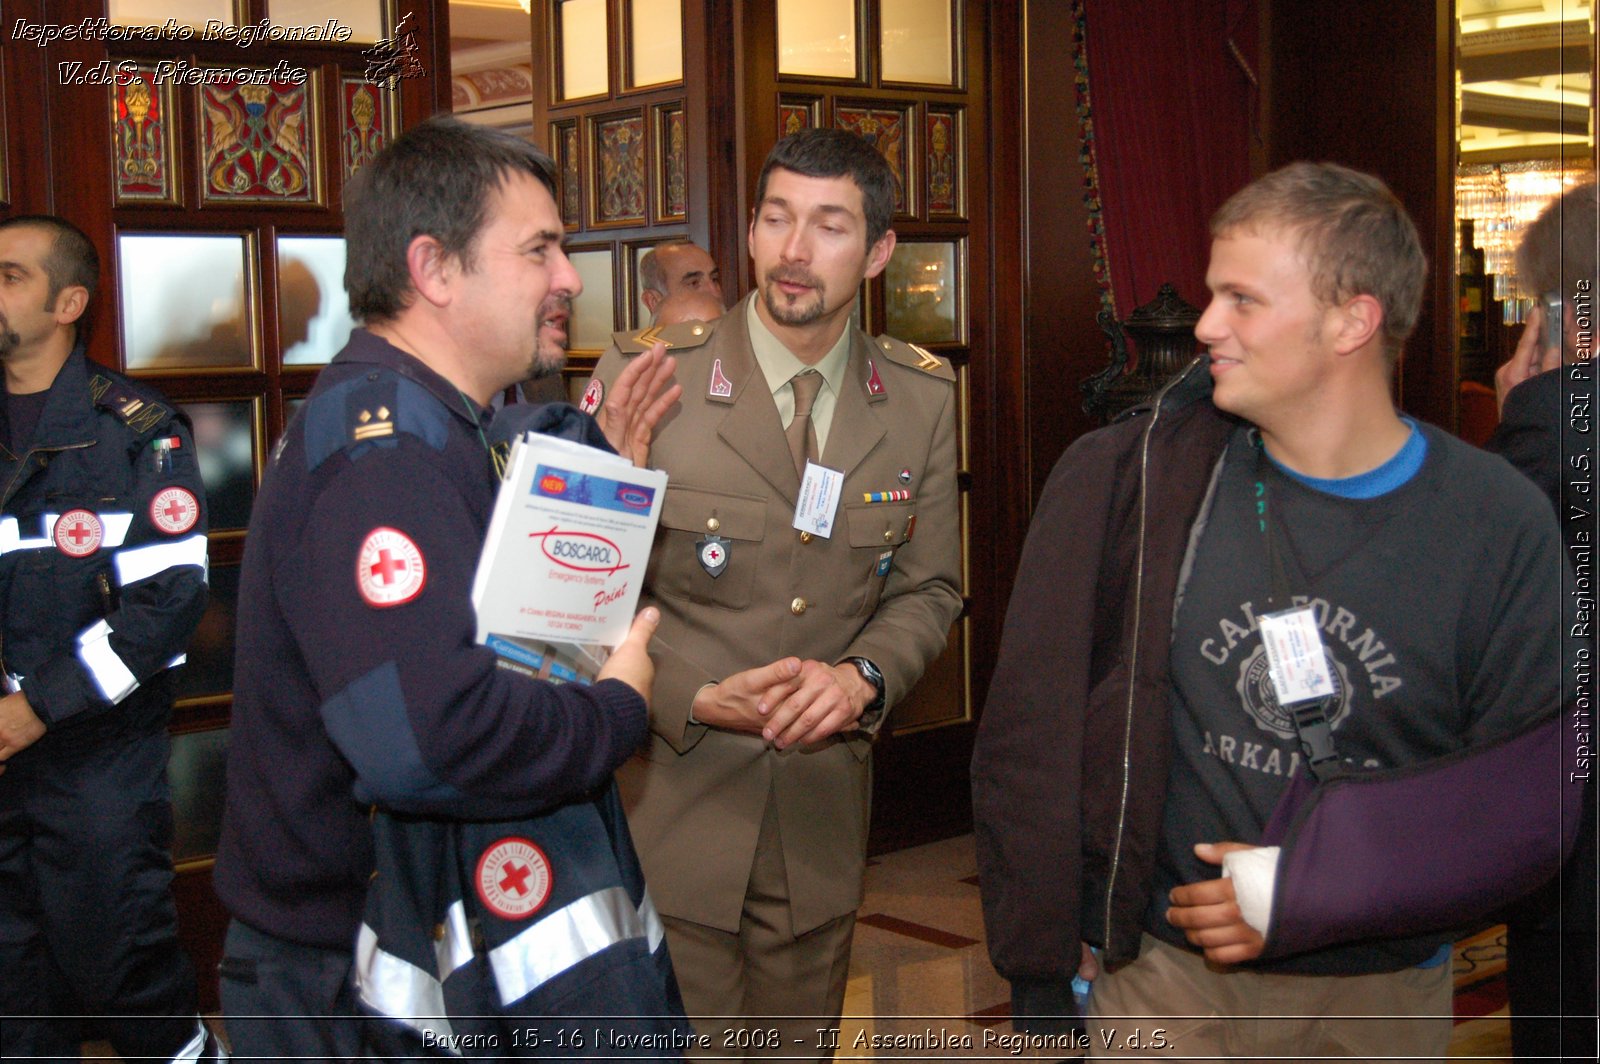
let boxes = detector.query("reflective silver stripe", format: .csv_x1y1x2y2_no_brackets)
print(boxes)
435,899,474,979
79,511,133,548
0,512,134,554
488,885,654,1007
168,1018,208,1063
76,619,138,703
639,888,665,952
114,534,207,586
354,922,461,1055
0,514,51,554
166,653,188,669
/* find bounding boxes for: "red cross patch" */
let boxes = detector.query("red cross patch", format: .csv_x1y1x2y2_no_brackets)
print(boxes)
54,509,103,557
579,378,604,415
475,836,553,920
356,527,427,607
149,487,200,535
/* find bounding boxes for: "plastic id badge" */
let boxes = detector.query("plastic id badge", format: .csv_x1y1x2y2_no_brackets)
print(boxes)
1257,606,1335,705
793,461,844,538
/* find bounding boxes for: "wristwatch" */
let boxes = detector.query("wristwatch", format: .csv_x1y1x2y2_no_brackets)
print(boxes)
841,656,886,731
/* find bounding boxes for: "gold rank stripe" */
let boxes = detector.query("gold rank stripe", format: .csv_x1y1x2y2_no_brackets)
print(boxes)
909,344,942,372
353,423,395,441
633,325,676,349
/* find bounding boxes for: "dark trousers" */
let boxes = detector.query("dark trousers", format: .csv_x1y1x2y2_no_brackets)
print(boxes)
1506,780,1598,1061
0,728,206,1063
219,919,365,1062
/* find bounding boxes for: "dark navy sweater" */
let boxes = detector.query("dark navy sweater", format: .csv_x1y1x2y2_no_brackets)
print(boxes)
216,330,647,949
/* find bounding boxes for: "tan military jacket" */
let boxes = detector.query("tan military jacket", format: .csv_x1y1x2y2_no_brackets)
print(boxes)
585,294,963,934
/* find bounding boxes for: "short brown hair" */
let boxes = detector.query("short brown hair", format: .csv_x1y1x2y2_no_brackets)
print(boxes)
343,117,558,323
1516,179,1598,301
0,214,99,306
0,214,99,337
1211,162,1427,360
755,129,897,248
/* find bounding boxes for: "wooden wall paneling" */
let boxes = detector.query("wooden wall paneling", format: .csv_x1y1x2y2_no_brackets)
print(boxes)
1018,0,1103,502
1265,0,1454,429
0,0,51,215
397,0,456,122
44,23,117,373
533,0,722,392
737,0,779,297
692,0,743,280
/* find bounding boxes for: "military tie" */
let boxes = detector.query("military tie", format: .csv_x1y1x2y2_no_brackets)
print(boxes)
786,370,823,478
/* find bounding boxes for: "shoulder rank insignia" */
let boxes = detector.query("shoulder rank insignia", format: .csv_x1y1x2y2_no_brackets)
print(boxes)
872,337,956,381
909,343,944,373
611,317,720,355
353,404,395,443
90,374,172,434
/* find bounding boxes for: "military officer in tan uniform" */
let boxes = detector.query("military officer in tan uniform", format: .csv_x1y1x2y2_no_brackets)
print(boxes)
584,129,962,1055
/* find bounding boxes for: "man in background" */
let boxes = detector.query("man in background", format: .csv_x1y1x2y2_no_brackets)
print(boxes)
1488,178,1598,1061
640,239,724,320
0,215,219,1061
654,288,726,328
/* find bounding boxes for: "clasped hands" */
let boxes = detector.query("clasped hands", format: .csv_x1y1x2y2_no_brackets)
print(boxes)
691,657,875,748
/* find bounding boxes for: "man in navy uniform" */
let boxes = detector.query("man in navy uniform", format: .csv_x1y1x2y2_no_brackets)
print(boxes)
0,215,219,1061
215,117,678,1059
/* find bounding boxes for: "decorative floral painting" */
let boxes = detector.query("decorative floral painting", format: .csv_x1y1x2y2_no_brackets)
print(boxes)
558,123,581,226
780,101,815,137
340,78,388,180
202,76,316,204
595,114,646,224
836,106,908,213
113,67,175,203
927,109,961,216
660,107,687,220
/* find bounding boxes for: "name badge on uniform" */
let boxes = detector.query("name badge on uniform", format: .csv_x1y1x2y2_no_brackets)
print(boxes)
793,461,843,538
1257,607,1336,705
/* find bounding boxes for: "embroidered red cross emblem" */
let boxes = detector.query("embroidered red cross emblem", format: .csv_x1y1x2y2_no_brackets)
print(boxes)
474,836,551,920
160,498,188,524
499,861,532,896
369,548,408,585
66,521,93,545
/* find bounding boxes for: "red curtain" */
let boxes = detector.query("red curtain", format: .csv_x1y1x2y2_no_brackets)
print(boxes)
1082,0,1258,318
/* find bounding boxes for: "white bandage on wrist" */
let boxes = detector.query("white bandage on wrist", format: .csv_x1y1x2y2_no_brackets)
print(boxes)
1220,846,1281,937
